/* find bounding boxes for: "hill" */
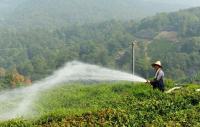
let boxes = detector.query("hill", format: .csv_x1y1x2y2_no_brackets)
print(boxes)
131,7,200,82
0,82,199,126
1,7,200,90
0,0,199,28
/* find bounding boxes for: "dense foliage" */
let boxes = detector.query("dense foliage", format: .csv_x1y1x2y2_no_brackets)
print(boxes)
1,7,200,89
0,82,199,126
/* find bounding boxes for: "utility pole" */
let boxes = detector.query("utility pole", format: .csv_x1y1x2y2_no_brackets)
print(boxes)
132,41,136,75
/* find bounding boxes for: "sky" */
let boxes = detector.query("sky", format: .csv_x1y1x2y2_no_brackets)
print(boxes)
144,0,200,7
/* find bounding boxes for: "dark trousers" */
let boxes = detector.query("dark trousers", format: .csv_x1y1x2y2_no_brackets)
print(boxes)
150,79,165,92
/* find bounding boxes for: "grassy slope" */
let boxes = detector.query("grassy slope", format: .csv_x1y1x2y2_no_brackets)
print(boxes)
0,82,200,126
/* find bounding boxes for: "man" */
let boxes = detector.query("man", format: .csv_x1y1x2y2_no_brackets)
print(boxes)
147,61,165,92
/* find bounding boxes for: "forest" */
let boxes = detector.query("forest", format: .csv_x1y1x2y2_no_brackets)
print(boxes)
1,7,200,89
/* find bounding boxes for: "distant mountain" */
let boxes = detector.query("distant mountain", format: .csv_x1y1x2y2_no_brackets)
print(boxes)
1,0,200,28
1,5,200,82
0,0,25,17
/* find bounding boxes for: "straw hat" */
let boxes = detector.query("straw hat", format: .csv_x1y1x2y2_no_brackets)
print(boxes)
152,61,162,68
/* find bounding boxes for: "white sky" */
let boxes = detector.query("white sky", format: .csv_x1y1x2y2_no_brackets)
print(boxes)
144,0,200,6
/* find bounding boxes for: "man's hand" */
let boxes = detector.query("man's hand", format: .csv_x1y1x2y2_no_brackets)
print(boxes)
146,80,150,84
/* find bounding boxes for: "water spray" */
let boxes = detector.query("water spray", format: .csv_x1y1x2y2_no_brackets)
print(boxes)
0,61,146,120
